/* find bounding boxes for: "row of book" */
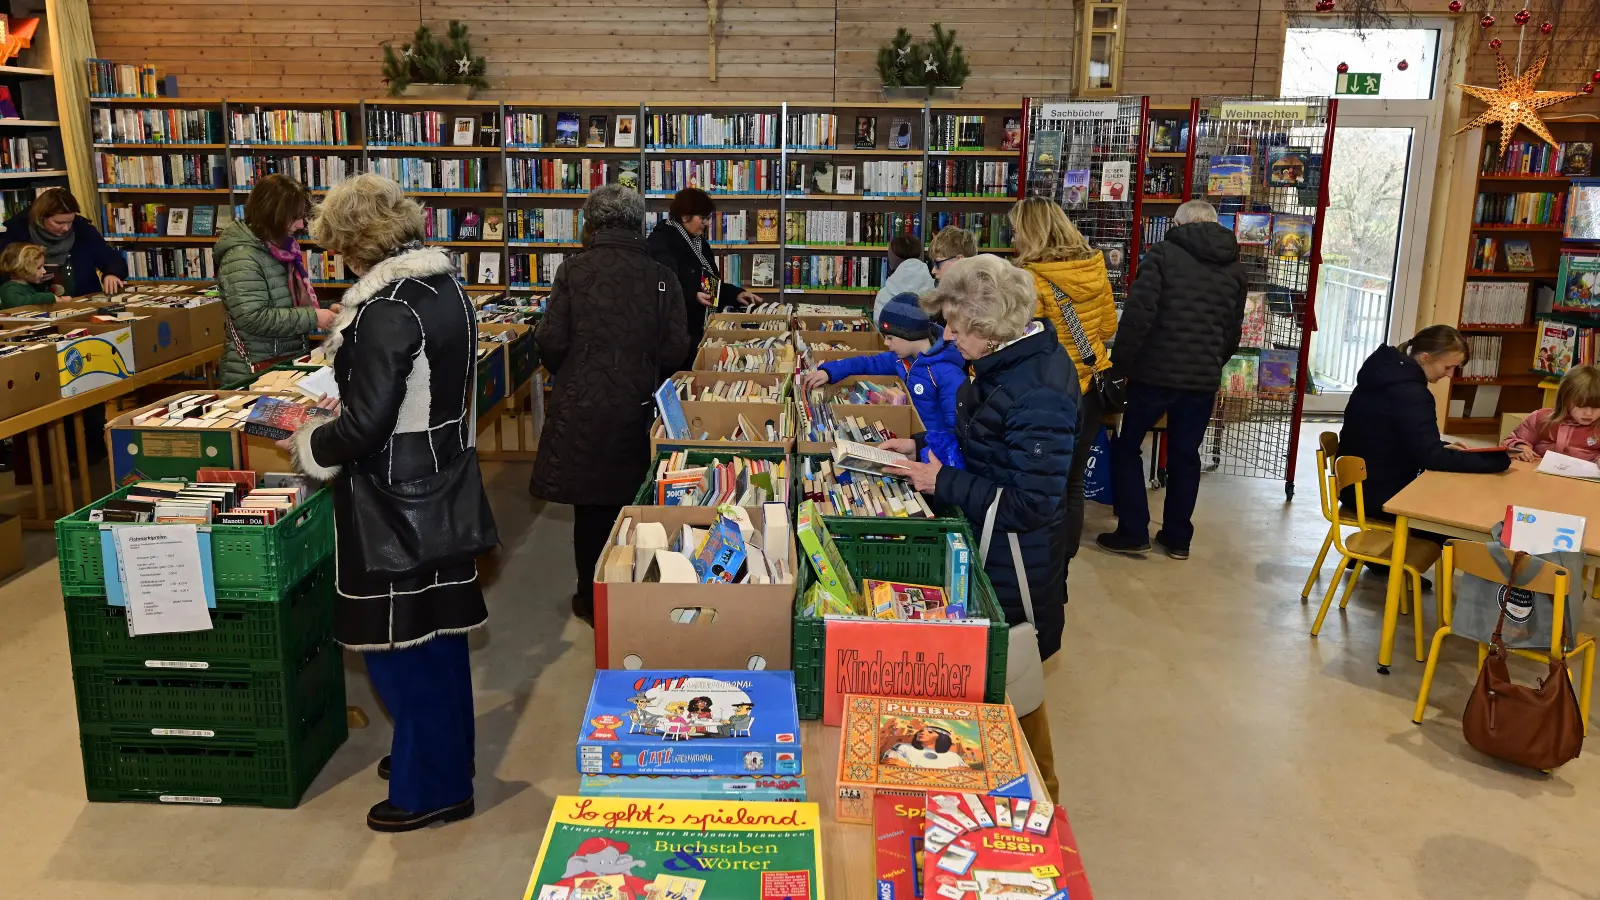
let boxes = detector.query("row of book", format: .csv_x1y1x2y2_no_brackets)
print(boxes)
1461,281,1530,326
1142,214,1175,246
669,373,788,403
302,250,350,283
365,109,452,146
229,108,353,146
1468,235,1529,272
926,158,1018,197
504,157,616,193
796,451,935,518
785,255,887,291
702,344,796,372
508,207,582,243
927,114,989,152
91,108,223,145
121,248,217,281
87,475,314,526
646,158,780,195
85,59,163,99
0,189,33,222
1479,139,1593,177
649,452,791,506
645,113,780,149
929,211,1013,249
507,252,569,287
645,209,751,243
717,254,745,286
1473,190,1567,226
785,113,840,149
785,209,920,246
1456,334,1505,381
0,136,49,173
103,203,228,237
93,152,224,188
1535,318,1599,377
232,154,357,191
784,159,922,197
367,156,486,192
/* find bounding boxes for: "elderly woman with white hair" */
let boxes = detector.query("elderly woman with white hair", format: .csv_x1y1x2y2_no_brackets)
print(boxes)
288,172,495,832
884,253,1078,800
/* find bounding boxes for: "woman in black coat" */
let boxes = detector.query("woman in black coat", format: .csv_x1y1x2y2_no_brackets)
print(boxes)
1339,325,1510,519
288,174,491,833
646,187,760,370
531,185,691,623
0,187,127,296
888,254,1077,802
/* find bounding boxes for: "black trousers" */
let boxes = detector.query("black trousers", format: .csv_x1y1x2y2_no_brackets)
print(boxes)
1058,387,1103,567
1111,382,1215,549
573,504,624,602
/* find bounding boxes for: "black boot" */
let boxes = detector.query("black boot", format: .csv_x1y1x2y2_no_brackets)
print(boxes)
366,797,474,832
571,591,594,626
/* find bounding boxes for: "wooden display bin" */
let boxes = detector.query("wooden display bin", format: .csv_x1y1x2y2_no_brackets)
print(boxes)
651,400,794,455
593,504,796,670
0,343,62,417
106,390,295,485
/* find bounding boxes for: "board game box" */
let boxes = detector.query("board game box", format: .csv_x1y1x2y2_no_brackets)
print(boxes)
875,790,929,900
836,695,1030,824
919,790,1093,900
578,670,802,777
523,795,824,900
579,774,808,803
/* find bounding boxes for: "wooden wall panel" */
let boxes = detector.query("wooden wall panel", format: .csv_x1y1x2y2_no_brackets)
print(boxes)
1122,0,1285,103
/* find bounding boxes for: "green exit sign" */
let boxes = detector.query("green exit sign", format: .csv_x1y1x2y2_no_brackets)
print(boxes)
1336,72,1382,95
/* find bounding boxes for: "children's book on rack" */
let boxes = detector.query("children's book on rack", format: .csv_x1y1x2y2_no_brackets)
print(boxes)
1534,319,1597,376
1566,179,1600,242
1556,252,1600,311
523,795,823,900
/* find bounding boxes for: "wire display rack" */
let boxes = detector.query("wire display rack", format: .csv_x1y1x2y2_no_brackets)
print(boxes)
1020,96,1143,306
1188,95,1337,499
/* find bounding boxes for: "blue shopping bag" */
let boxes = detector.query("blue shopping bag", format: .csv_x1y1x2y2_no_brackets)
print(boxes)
1083,425,1113,505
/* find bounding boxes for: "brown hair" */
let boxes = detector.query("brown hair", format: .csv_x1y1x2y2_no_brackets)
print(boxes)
1397,324,1470,362
1008,196,1095,264
244,174,313,245
1545,364,1600,442
0,242,43,280
668,187,716,223
889,233,923,262
29,188,80,228
929,226,978,261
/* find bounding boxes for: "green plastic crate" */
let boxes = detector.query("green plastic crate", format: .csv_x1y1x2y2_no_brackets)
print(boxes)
791,454,965,528
56,486,334,600
79,690,348,808
71,636,345,736
791,518,1008,720
632,448,791,505
62,559,335,665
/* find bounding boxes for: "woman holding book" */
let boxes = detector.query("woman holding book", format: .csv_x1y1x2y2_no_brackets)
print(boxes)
885,254,1077,800
532,184,691,625
286,174,493,833
0,187,127,297
216,174,338,386
647,187,761,370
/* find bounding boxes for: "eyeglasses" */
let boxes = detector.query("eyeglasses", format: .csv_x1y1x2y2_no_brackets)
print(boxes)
931,256,955,269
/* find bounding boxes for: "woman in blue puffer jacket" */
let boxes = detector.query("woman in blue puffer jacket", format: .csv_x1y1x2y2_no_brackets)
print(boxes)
885,254,1078,801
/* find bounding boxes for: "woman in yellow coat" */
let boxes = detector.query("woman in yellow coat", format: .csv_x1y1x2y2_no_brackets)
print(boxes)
1009,196,1118,579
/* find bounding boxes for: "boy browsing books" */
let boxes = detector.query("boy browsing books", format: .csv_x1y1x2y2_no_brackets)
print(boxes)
799,293,966,467
0,243,62,308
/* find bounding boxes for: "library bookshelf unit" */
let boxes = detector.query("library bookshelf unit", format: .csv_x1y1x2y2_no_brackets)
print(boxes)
0,15,72,223
88,97,1027,309
1133,100,1199,278
1449,120,1600,436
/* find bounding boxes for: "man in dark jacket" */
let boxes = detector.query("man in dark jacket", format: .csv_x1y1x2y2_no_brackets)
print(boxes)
1098,200,1247,560
531,185,692,624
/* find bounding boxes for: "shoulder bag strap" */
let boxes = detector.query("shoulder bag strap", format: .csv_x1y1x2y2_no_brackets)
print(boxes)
979,488,1036,627
1039,275,1099,369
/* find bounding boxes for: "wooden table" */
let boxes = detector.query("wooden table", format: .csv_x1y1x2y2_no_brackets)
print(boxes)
0,345,221,527
799,719,1055,899
1377,461,1600,672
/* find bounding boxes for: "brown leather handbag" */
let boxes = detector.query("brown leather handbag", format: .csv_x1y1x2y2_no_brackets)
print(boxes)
1462,593,1585,770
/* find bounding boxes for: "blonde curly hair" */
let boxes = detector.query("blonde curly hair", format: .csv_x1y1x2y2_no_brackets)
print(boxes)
919,254,1036,343
310,173,426,270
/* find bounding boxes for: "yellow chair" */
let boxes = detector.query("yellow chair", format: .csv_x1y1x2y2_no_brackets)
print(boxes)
1413,540,1595,734
1300,432,1391,601
1311,456,1439,663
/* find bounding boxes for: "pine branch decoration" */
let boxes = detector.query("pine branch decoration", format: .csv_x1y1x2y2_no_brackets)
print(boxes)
381,20,489,97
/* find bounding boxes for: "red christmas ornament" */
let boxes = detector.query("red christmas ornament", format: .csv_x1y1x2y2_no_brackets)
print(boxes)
1315,0,1334,11
1397,59,1410,71
1586,84,1596,94
1337,62,1349,74
1514,8,1531,25
1481,14,1495,28
1541,22,1553,34
1448,0,1462,10
1593,70,1600,82
1489,38,1502,49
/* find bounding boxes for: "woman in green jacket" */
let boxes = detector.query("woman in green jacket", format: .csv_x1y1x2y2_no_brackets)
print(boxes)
216,174,336,385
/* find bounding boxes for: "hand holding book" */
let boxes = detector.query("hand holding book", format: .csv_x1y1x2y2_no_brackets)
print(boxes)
271,396,341,450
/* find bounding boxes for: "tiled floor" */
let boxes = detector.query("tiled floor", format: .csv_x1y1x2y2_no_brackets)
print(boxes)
2,429,1597,899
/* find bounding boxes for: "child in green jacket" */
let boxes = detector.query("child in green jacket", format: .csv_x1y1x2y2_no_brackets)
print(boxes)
0,242,62,309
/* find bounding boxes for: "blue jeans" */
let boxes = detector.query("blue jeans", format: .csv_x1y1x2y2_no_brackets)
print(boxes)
1110,381,1215,549
364,634,475,812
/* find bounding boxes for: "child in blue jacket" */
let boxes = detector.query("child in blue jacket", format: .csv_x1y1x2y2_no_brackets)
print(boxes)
799,293,967,467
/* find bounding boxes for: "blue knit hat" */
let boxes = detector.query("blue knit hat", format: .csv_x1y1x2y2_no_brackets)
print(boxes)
879,292,931,341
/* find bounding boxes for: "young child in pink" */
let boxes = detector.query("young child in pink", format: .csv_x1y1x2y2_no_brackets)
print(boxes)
1507,364,1600,463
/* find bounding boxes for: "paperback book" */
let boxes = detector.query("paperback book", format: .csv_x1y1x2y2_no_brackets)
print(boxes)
1206,155,1252,196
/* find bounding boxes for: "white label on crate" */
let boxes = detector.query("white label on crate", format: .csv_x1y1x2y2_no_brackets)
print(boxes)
159,795,223,804
144,660,209,669
151,728,215,738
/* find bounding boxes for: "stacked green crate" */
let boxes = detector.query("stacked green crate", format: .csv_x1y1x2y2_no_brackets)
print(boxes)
57,487,347,808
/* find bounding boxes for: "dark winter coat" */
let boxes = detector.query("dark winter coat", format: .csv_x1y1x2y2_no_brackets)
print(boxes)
933,321,1078,660
1112,222,1249,393
1338,344,1511,517
646,220,744,365
0,212,128,297
214,221,318,386
292,247,489,651
819,337,968,468
531,228,692,506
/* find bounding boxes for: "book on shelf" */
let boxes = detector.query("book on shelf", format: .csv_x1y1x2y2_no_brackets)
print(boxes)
1563,143,1594,177
1001,116,1022,151
888,118,913,151
835,164,856,195
644,112,778,149
482,207,505,242
855,116,877,150
165,207,188,236
1534,318,1598,376
614,113,636,148
451,116,475,147
1504,238,1535,271
1557,252,1600,311
751,253,775,287
586,114,608,148
553,112,580,148
1458,335,1504,380
1461,281,1530,326
477,252,500,285
1480,139,1592,177
928,114,986,152
1566,179,1600,242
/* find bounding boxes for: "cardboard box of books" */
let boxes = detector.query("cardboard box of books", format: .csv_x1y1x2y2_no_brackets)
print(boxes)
0,304,99,326
0,322,137,397
796,329,885,352
796,402,924,455
106,390,307,485
694,343,797,373
477,322,536,388
810,348,880,366
670,371,791,403
650,400,794,454
594,504,797,670
0,342,61,418
61,297,226,354
704,312,792,335
796,313,872,332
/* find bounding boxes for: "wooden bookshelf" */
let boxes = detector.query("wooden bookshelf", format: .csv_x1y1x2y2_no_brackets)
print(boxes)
1133,98,1199,282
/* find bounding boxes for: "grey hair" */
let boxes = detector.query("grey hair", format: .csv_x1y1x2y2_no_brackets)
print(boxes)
583,184,645,231
1175,200,1218,225
918,254,1035,343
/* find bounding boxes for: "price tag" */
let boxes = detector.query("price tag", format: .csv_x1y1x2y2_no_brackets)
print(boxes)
1031,864,1062,879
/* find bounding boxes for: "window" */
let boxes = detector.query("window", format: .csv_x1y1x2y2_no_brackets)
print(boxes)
1076,2,1125,95
1281,28,1441,100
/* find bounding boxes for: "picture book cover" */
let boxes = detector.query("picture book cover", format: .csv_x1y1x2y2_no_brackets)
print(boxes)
1257,348,1298,399
1234,212,1272,246
656,377,690,439
856,116,877,150
1269,213,1313,260
1557,252,1600,310
889,118,913,151
691,513,746,584
751,253,775,288
1503,239,1535,272
579,774,807,803
522,795,823,900
1000,117,1022,151
588,115,609,148
920,792,1093,900
1239,291,1268,348
796,499,860,616
1207,154,1252,196
578,671,802,777
836,695,1031,824
555,112,581,148
875,790,927,900
821,616,990,726
1267,146,1310,186
756,209,779,243
1565,179,1600,242
1099,161,1130,202
618,160,640,191
1536,321,1578,375
1220,351,1259,396
1562,142,1594,176
1029,131,1063,178
1061,169,1090,209
615,114,637,148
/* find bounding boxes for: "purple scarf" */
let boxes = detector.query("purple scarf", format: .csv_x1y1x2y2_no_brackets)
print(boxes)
267,237,316,308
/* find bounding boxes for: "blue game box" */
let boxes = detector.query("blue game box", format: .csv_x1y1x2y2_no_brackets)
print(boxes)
577,670,802,777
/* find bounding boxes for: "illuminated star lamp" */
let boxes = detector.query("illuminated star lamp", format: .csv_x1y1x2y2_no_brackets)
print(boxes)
1453,50,1581,153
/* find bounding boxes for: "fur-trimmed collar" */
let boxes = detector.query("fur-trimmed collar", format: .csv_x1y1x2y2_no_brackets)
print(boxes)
322,246,458,355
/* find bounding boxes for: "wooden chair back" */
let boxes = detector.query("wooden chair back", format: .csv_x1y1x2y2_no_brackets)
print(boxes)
1444,540,1572,657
